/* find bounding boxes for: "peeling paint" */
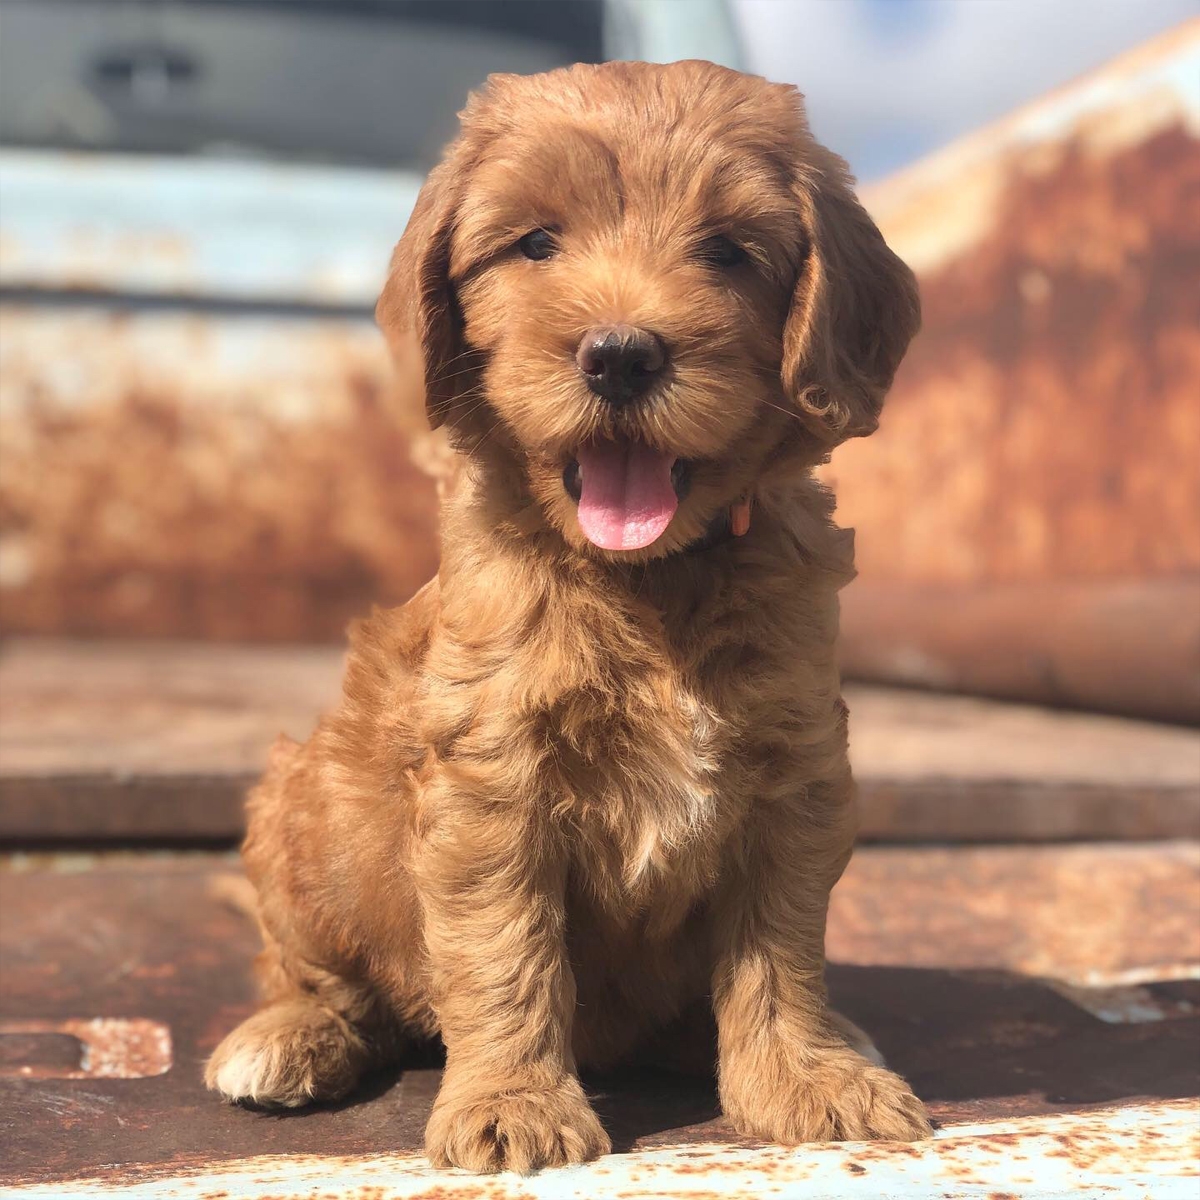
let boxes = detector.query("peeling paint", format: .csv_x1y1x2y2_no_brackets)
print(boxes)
3,1101,1195,1198
0,150,420,307
0,1018,172,1080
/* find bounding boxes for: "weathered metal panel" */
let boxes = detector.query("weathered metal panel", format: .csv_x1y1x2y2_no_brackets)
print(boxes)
2,641,1196,843
839,578,1200,724
4,1102,1197,1199
4,26,1198,687
0,151,420,307
2,849,1197,1189
825,841,1200,981
825,21,1200,720
0,307,439,641
840,103,1200,583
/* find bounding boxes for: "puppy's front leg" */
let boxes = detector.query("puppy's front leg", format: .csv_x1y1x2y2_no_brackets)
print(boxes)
415,787,609,1173
713,773,931,1144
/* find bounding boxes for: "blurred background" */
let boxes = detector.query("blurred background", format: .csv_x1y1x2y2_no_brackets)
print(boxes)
1,0,1196,723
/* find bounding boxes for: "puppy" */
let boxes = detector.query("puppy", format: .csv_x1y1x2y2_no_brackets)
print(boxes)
206,59,930,1172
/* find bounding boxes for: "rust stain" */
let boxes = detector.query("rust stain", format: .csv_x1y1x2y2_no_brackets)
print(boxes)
0,311,438,642
823,25,1200,592
819,26,1200,722
827,841,1200,980
825,117,1200,589
4,845,1197,1185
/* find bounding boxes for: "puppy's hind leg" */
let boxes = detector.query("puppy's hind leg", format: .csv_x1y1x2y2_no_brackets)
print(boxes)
829,1010,887,1068
206,941,390,1109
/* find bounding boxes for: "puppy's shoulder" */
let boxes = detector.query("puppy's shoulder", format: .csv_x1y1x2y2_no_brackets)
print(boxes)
340,578,440,710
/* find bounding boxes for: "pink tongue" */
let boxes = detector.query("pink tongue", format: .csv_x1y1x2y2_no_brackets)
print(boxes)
576,442,679,551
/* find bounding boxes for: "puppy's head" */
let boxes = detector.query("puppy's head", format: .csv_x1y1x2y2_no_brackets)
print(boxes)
378,61,918,558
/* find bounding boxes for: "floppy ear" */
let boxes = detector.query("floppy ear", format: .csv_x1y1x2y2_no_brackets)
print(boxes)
781,147,920,444
376,155,471,431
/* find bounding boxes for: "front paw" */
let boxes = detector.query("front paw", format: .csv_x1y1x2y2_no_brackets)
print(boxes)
722,1043,931,1144
426,1076,611,1174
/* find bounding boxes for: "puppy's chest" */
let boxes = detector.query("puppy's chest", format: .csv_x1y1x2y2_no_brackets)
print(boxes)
541,651,742,909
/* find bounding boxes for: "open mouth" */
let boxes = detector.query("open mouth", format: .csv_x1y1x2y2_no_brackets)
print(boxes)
563,441,691,551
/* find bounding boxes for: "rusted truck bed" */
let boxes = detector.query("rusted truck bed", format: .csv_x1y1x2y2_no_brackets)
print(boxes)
1,640,1198,1197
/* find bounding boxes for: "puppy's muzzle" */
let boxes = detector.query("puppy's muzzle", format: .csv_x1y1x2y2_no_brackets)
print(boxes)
576,325,666,407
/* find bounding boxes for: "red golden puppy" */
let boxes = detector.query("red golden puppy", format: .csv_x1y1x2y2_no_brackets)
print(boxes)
206,59,930,1172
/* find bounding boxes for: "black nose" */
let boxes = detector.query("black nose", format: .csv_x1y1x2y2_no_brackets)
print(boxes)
576,325,666,405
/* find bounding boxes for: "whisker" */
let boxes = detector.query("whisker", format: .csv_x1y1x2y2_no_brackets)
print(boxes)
756,397,807,424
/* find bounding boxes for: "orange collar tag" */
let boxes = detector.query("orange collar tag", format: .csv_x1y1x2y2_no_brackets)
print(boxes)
730,497,753,537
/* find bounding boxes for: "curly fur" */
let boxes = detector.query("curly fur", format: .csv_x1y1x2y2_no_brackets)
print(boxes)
205,60,929,1172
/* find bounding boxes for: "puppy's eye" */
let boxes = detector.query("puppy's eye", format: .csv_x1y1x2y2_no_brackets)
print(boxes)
697,235,746,268
518,229,558,261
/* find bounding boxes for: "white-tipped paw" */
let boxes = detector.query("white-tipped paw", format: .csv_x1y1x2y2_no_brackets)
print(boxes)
205,1002,363,1108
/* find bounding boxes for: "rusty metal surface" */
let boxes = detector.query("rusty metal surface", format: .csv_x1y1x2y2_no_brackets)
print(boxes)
0,776,248,844
1,847,1196,1189
840,578,1200,725
0,639,343,776
836,20,1200,587
0,307,438,641
826,841,1200,982
3,1102,1196,1199
0,25,1195,723
847,681,1200,840
824,22,1200,722
3,640,1197,844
